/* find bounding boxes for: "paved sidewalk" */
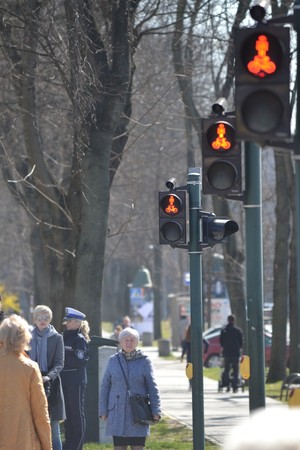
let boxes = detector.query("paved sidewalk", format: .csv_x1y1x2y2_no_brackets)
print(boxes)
145,346,284,447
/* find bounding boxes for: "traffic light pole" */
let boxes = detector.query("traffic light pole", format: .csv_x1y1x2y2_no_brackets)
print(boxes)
159,167,238,448
187,167,205,450
294,0,300,372
244,141,266,411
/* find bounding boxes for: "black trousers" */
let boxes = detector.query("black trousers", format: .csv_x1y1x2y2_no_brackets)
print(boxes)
223,356,240,390
63,384,86,450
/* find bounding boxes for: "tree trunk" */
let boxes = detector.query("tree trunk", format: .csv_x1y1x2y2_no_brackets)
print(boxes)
266,150,291,382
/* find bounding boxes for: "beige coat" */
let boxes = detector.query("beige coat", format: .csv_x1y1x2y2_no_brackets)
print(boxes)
0,350,52,450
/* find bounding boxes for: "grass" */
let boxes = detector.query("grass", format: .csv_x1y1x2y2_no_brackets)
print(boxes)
83,416,218,449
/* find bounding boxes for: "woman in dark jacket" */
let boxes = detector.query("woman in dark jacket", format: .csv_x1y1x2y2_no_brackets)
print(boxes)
29,304,66,450
61,307,90,450
99,327,161,450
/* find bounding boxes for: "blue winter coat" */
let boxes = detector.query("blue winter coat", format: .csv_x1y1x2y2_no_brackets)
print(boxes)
99,350,161,437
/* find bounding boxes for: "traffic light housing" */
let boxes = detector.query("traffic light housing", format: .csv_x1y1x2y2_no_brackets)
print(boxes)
202,116,242,196
159,190,187,246
202,214,239,247
234,26,290,143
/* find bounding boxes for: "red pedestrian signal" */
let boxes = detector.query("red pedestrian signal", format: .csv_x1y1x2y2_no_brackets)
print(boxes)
161,194,179,215
202,116,242,196
235,26,290,143
247,34,276,77
159,191,187,245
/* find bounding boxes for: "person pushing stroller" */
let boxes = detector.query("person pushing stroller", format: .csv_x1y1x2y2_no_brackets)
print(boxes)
220,315,243,393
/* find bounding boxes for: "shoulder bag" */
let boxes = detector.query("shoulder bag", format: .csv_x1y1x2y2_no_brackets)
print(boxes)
117,354,155,425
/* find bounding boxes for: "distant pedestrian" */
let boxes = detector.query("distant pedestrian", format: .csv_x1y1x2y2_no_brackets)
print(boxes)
0,314,52,449
122,315,134,329
220,314,243,393
179,315,189,357
111,324,123,341
61,307,90,450
28,305,66,450
99,327,161,449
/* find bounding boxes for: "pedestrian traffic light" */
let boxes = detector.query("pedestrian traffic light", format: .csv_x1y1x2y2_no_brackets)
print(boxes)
202,213,239,247
234,25,290,143
202,116,242,196
159,190,186,246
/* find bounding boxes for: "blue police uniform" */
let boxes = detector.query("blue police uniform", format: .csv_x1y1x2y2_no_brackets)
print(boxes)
61,308,89,450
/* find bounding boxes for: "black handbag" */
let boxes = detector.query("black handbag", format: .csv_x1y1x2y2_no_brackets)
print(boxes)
47,376,61,407
117,354,155,425
129,393,154,425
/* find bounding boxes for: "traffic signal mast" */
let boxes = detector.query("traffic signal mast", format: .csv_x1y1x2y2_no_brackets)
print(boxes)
159,183,187,247
158,177,239,250
234,4,291,144
200,211,239,249
202,98,242,197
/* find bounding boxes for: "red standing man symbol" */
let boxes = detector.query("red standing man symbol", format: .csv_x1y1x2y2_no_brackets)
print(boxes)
247,35,276,78
165,195,178,214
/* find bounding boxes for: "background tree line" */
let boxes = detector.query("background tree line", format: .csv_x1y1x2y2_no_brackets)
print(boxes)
0,0,296,381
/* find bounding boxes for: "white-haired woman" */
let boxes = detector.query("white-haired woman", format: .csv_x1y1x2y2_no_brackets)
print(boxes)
99,327,161,450
61,307,90,450
0,314,52,449
28,305,65,450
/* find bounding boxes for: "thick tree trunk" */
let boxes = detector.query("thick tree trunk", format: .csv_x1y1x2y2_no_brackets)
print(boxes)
73,129,111,333
266,151,291,383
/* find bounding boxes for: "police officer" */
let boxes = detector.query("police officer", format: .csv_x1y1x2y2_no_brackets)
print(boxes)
61,307,90,450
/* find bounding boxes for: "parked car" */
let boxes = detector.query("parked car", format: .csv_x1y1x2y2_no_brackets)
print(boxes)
202,326,277,368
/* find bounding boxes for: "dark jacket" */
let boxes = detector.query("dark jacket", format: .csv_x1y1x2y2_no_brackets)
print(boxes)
61,329,89,386
29,328,66,421
220,323,243,357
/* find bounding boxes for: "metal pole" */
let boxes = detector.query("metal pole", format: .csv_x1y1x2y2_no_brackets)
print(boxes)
187,167,205,450
294,0,300,370
244,141,266,411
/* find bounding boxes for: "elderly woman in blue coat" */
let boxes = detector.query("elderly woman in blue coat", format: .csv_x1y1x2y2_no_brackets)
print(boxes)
99,327,161,450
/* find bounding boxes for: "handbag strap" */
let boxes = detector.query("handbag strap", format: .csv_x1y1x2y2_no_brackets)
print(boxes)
117,353,132,396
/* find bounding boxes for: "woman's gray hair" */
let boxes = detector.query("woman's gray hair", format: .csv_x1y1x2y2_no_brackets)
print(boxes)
119,327,139,342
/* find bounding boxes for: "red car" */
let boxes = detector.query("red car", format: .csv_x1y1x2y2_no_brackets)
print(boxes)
202,326,274,368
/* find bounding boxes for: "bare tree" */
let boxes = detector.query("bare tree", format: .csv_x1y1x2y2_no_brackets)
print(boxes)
0,0,154,332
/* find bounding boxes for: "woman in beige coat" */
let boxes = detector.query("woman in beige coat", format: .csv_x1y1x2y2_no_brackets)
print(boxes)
0,314,52,450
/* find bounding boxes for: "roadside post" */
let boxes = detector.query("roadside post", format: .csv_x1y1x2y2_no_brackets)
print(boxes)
187,167,205,450
159,167,238,449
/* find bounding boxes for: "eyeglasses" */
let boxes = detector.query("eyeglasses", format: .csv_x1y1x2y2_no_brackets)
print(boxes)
36,316,50,322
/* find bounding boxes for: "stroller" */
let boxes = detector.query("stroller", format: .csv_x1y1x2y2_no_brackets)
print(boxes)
218,357,245,393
